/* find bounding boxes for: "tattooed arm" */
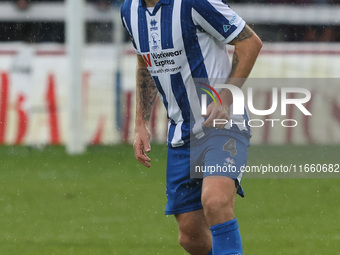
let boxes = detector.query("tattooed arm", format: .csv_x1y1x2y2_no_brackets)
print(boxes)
133,54,158,167
227,24,262,87
202,25,262,128
136,55,158,122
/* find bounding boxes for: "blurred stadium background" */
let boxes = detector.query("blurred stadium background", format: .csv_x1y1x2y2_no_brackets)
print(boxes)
0,0,339,254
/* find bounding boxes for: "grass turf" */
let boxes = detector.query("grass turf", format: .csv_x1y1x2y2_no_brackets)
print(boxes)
0,144,339,254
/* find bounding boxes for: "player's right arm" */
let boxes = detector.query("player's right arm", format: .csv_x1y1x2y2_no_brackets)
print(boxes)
133,54,158,168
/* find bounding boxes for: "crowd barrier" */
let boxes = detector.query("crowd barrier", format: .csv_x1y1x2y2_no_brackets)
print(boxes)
0,43,339,145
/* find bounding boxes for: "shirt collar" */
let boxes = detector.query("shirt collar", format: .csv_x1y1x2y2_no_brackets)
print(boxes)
140,0,171,11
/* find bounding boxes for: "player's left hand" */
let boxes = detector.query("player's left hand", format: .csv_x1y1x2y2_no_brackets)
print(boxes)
133,125,152,168
202,102,230,129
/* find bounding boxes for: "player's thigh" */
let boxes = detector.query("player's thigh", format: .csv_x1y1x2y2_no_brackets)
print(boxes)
202,176,236,205
201,176,237,225
203,130,249,197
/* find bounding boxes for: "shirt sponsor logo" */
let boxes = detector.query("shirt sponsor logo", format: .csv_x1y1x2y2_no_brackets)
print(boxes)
142,50,183,68
142,54,152,67
223,24,231,32
151,50,183,59
229,15,237,25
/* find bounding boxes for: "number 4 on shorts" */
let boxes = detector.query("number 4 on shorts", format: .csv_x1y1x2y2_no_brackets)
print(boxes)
223,138,237,157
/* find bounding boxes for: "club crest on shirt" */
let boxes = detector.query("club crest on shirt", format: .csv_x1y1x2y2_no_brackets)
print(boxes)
150,32,160,51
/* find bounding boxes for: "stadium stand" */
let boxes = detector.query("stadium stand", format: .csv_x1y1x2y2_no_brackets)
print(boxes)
0,1,339,145
0,0,339,43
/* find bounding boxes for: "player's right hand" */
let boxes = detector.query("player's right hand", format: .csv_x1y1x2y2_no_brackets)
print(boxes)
133,126,151,168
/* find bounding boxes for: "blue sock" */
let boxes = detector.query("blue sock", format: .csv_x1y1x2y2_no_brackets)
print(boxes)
210,218,243,255
206,250,213,255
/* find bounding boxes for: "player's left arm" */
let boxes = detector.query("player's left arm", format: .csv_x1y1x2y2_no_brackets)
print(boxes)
227,24,262,87
202,24,262,128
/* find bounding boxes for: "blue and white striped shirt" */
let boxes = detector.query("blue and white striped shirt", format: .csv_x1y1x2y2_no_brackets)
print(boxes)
121,0,251,147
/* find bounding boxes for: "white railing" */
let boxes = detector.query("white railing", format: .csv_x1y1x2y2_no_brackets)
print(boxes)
0,2,119,22
0,2,339,24
232,4,340,25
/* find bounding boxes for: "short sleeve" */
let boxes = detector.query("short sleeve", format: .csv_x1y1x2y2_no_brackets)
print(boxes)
121,2,141,55
191,0,246,44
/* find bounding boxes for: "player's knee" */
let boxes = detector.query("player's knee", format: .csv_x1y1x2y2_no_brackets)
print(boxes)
202,195,234,220
178,231,210,254
178,231,193,251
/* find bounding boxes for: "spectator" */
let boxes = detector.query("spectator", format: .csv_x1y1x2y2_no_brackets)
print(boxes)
89,0,111,10
15,0,30,10
88,0,123,9
304,26,336,42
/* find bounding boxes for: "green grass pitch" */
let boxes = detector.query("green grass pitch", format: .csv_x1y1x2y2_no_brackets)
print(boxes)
0,144,339,254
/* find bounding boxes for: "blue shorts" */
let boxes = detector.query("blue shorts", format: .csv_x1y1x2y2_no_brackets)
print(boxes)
165,130,249,215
